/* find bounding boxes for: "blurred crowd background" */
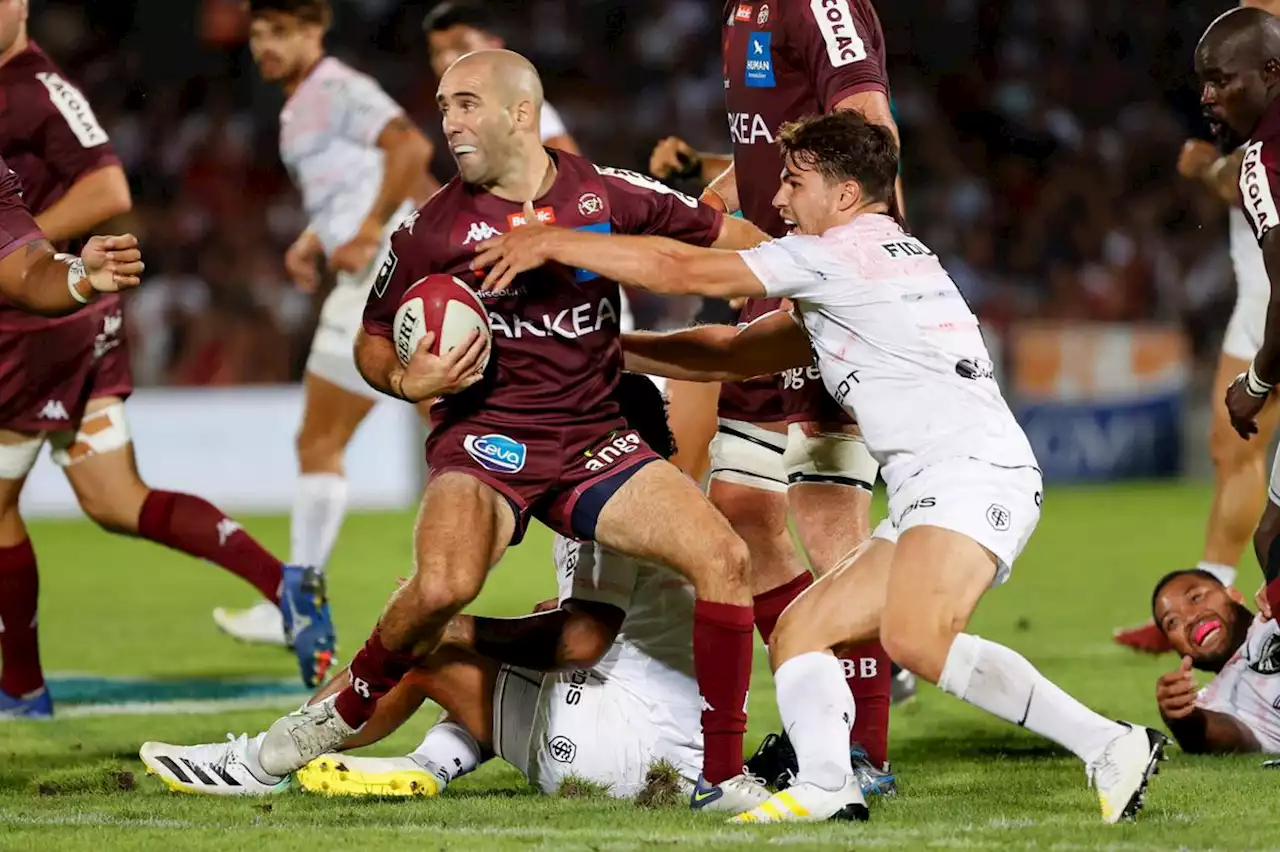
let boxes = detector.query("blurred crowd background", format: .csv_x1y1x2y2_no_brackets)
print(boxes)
40,0,1239,387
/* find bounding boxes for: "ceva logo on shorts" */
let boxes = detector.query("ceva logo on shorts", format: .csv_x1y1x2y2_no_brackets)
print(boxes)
463,433,527,474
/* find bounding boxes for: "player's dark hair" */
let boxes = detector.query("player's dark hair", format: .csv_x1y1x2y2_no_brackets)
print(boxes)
423,1,499,37
777,111,898,206
616,373,677,461
1150,569,1223,620
246,0,332,27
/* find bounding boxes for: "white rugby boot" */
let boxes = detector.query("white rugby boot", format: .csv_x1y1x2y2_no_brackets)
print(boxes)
732,775,869,824
1086,723,1167,823
213,600,289,647
140,733,288,796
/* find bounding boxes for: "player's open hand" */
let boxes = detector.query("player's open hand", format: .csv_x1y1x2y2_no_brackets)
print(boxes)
1155,655,1199,721
649,136,699,180
471,201,559,291
1178,139,1220,180
285,229,324,293
80,234,144,294
330,220,383,276
1225,373,1268,439
396,328,489,402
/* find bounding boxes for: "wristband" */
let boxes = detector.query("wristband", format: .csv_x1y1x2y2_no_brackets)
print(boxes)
1246,362,1274,398
55,252,92,304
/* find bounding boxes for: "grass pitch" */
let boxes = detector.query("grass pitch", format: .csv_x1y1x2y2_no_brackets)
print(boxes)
1,482,1276,851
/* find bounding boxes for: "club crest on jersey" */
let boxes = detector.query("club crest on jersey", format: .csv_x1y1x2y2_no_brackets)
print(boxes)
745,32,775,88
463,221,503,245
735,4,753,22
508,207,556,228
463,433,527,474
577,192,604,218
757,4,770,24
986,504,1011,532
372,247,397,298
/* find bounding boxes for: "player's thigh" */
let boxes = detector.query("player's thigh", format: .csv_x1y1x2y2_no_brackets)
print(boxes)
56,397,150,531
708,477,804,594
409,470,515,608
1210,352,1280,466
880,526,999,681
297,370,377,457
788,483,873,577
665,379,721,481
594,459,749,598
769,538,893,668
1253,496,1280,571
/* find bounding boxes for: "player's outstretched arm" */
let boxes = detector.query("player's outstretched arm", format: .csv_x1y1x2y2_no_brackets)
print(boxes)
701,160,739,214
0,234,143,316
622,310,811,382
445,600,626,671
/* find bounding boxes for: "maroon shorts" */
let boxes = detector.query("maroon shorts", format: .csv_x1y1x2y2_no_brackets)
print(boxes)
426,417,660,544
0,303,133,433
779,364,854,426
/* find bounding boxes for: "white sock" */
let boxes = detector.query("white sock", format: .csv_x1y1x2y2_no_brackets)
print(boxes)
1197,561,1237,588
938,633,1125,763
775,652,854,790
244,732,284,783
291,473,348,571
409,721,483,788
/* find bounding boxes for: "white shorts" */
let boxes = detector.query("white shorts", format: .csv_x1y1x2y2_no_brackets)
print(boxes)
493,664,698,798
708,418,787,492
872,458,1043,585
1226,208,1268,361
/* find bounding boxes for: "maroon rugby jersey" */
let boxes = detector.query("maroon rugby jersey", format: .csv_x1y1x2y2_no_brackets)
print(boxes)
1240,96,1280,246
716,297,787,423
0,161,42,265
0,42,121,330
364,151,723,427
723,0,888,238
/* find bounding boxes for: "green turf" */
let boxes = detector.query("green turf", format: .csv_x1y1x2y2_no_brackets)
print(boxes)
1,482,1276,850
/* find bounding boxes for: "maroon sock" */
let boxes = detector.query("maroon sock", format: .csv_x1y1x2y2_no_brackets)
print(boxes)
0,539,43,697
752,572,813,644
694,599,754,784
841,640,891,767
138,490,283,604
333,629,416,728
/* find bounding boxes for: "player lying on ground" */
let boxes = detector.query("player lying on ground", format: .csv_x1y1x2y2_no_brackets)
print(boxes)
1116,0,1280,655
1152,569,1280,755
1199,7,1280,632
0,1,332,717
139,374,899,800
213,0,437,647
0,161,141,314
472,110,1166,825
213,49,788,815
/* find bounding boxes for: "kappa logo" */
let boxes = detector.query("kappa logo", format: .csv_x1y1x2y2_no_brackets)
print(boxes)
463,433,527,474
372,247,397,298
547,735,577,764
577,192,603,218
986,503,1011,531
397,209,420,234
216,518,241,546
463,221,503,245
38,400,69,420
1249,633,1280,676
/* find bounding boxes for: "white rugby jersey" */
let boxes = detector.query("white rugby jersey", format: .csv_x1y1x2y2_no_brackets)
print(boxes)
552,536,697,709
279,57,410,256
739,213,1038,490
1197,615,1280,753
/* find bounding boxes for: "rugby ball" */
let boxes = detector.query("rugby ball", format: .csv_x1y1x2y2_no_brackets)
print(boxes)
393,274,491,371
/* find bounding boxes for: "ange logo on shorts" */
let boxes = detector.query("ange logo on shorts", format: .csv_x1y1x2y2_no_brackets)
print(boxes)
463,433,527,474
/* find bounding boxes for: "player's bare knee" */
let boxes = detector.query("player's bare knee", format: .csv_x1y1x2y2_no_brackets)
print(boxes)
1209,423,1265,475
410,562,485,617
294,426,346,473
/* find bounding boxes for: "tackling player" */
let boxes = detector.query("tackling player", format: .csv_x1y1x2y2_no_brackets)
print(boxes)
0,0,331,716
474,110,1167,824
1200,6,1280,653
212,0,437,646
210,50,777,814
1116,0,1280,655
1151,569,1280,754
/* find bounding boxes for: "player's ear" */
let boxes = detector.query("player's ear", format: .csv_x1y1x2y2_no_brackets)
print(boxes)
838,179,862,214
1265,57,1280,86
1228,585,1247,605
